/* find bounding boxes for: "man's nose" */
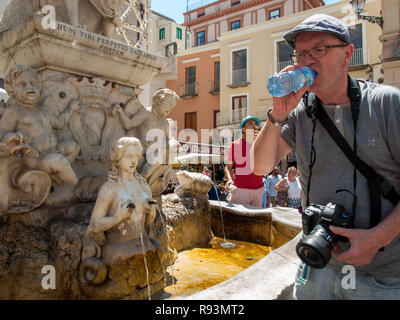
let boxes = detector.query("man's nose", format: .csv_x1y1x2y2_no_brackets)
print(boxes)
300,53,317,66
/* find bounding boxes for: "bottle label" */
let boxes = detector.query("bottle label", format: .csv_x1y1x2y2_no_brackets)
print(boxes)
305,73,311,86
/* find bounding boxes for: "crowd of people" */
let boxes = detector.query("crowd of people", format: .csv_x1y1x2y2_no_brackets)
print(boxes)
216,114,303,212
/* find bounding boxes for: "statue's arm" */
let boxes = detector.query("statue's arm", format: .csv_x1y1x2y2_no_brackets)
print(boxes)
89,186,130,234
0,108,18,141
118,107,146,130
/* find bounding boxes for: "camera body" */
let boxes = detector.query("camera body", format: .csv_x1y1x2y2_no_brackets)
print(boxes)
302,202,353,236
296,202,353,268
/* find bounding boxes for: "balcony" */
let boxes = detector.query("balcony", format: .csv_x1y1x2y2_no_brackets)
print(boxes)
216,107,247,127
349,47,365,68
226,68,250,88
277,60,293,72
208,80,220,95
187,0,218,12
216,105,272,127
179,82,199,98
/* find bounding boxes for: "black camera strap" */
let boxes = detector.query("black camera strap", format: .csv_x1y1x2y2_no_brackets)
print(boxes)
306,75,400,230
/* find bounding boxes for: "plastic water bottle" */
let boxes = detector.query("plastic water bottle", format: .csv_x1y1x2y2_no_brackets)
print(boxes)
267,67,317,97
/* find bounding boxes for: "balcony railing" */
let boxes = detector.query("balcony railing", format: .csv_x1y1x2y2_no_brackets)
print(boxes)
216,105,272,127
187,0,217,12
277,60,293,72
179,82,198,97
216,107,247,127
232,68,247,84
226,68,249,88
349,47,365,67
208,80,220,94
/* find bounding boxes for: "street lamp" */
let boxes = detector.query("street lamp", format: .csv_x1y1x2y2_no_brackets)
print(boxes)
350,0,383,28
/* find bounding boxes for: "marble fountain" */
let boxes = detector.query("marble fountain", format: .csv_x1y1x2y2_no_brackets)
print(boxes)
0,0,302,300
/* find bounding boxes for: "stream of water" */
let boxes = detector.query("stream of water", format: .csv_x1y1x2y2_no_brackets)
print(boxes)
212,184,237,249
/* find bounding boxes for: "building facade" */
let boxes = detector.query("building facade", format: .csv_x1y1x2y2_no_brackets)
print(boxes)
138,10,189,107
167,0,323,141
380,0,400,88
216,0,383,132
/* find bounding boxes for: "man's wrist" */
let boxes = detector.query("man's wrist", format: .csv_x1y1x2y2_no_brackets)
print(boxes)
267,107,288,126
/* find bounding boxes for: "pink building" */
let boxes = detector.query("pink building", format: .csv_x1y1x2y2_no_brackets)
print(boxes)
167,0,324,139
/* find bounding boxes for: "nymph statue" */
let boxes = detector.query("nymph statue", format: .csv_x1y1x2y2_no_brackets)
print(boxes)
82,137,158,286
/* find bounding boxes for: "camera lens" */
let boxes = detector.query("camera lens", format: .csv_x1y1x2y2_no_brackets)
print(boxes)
296,224,335,269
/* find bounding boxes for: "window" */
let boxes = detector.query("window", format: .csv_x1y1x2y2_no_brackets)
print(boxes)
232,1,240,6
196,31,205,46
269,9,280,20
185,112,197,131
0,79,4,89
231,20,241,30
231,95,247,123
232,49,247,85
213,110,220,128
185,66,196,96
232,95,247,110
214,61,220,93
277,40,294,71
176,27,182,40
348,24,363,67
159,27,165,40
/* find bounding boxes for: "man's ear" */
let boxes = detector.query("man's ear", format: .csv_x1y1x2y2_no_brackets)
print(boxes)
344,43,355,68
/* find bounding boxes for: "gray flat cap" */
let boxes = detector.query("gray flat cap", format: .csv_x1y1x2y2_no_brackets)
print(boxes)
284,14,351,50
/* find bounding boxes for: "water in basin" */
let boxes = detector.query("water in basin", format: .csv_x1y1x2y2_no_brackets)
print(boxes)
160,237,272,299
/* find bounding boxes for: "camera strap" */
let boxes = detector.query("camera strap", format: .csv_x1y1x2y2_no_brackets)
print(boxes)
305,75,400,230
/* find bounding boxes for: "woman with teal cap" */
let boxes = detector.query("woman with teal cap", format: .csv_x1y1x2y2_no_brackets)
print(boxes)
225,115,264,207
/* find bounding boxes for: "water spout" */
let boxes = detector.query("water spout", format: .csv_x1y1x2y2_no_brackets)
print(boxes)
212,183,237,249
133,213,151,300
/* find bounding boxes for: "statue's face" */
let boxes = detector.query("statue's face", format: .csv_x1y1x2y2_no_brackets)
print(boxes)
155,99,173,118
119,145,140,175
13,71,41,106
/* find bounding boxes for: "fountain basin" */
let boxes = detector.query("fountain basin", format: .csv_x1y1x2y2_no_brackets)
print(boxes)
161,237,271,299
161,195,303,300
209,200,301,248
184,202,302,300
183,233,302,300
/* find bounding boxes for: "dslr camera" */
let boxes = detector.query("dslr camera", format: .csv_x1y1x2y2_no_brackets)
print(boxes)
296,202,353,268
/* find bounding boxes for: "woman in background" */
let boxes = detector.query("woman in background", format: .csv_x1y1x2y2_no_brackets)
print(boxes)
275,166,302,212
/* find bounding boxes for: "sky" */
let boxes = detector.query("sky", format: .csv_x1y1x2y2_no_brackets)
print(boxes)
151,0,342,24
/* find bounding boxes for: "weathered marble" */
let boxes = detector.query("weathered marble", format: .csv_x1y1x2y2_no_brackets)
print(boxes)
0,0,178,300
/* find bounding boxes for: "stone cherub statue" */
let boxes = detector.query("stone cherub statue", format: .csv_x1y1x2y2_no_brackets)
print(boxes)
112,89,180,197
0,65,79,186
81,137,158,285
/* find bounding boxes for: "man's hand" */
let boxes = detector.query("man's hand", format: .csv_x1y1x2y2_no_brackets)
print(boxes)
270,65,310,121
329,226,383,267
